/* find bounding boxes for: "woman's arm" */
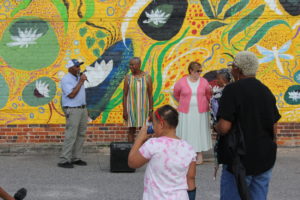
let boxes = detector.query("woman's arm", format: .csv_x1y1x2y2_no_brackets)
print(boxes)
128,126,149,168
146,74,153,121
186,161,196,190
205,79,212,101
123,75,129,121
173,79,181,101
214,118,232,135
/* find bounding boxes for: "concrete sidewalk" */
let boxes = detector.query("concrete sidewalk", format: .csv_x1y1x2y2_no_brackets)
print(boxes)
0,148,299,200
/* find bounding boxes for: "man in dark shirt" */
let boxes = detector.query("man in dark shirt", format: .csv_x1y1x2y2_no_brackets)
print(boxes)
214,51,281,200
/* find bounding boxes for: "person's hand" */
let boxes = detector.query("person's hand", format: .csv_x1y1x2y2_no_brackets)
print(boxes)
79,74,87,83
136,125,150,142
123,110,128,121
148,111,153,122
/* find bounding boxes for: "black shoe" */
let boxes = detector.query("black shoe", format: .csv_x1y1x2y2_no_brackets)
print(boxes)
14,188,27,200
72,160,87,166
57,162,74,168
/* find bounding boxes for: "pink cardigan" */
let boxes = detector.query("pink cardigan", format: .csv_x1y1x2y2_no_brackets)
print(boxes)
173,76,211,113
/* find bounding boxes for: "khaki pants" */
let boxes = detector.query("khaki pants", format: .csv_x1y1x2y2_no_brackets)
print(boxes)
59,108,88,163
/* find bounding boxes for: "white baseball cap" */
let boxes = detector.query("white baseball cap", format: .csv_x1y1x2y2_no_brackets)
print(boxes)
66,59,84,69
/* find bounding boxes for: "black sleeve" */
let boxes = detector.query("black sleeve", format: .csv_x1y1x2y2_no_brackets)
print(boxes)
217,84,237,122
272,96,281,123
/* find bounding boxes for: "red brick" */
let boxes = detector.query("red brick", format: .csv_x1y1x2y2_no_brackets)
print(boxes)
23,128,33,132
0,128,11,132
17,124,28,127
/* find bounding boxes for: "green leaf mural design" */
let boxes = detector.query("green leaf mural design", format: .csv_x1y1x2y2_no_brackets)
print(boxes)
217,0,228,16
10,0,32,17
245,20,290,50
79,0,95,24
98,40,105,49
79,27,87,37
200,0,215,19
224,0,249,20
93,48,100,57
51,0,69,33
153,28,189,105
0,17,60,71
96,30,107,38
101,89,123,123
284,85,300,105
228,5,265,43
22,77,57,107
0,74,9,109
86,36,95,48
200,21,227,35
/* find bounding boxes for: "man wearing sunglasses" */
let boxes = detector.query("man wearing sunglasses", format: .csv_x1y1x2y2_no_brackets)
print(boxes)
58,59,88,168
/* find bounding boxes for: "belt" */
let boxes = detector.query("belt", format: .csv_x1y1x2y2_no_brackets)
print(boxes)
63,105,86,109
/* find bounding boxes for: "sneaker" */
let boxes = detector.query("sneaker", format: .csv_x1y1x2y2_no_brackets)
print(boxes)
14,188,27,200
72,160,87,166
57,162,74,168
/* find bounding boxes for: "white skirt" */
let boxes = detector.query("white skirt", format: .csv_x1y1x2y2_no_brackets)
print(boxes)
176,110,212,152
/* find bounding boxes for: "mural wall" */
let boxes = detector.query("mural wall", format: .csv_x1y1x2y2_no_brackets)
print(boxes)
0,0,299,124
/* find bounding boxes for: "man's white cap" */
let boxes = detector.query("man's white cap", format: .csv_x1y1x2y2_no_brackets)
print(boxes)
65,59,84,69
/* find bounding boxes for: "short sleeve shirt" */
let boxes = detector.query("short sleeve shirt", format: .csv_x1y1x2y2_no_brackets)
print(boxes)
139,136,196,200
61,73,86,107
217,78,281,175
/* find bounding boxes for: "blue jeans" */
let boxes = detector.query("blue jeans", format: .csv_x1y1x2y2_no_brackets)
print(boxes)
220,166,273,200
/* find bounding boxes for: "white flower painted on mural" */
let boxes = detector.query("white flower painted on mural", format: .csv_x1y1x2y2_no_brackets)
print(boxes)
295,74,300,82
143,9,170,26
84,60,113,88
35,80,50,98
288,91,300,101
7,28,43,48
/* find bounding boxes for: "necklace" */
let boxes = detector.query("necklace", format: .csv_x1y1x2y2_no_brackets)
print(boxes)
189,75,199,82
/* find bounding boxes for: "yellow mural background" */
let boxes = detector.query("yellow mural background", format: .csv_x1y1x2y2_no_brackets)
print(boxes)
0,0,299,124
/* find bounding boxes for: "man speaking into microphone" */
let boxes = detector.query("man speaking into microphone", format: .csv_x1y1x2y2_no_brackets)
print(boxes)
58,59,88,168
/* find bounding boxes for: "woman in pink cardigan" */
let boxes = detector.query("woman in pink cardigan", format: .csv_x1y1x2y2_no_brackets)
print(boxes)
174,61,212,164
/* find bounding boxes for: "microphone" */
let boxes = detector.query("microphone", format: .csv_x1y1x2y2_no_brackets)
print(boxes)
80,71,89,82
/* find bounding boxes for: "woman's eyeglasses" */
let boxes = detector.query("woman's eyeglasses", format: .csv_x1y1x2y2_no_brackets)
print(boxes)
194,70,202,73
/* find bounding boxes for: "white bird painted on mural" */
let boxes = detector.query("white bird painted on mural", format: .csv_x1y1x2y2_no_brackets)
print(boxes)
264,0,283,15
256,40,294,74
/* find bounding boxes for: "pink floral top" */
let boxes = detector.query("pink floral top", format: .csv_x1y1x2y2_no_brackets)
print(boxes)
139,136,196,200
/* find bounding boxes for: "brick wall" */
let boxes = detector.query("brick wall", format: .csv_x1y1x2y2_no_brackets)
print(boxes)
0,122,299,152
275,123,300,147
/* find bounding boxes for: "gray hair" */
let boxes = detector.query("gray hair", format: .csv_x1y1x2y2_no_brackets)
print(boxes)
130,57,141,65
234,51,259,76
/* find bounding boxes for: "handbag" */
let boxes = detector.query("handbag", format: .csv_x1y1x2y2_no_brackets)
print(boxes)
215,121,251,200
